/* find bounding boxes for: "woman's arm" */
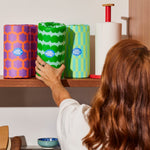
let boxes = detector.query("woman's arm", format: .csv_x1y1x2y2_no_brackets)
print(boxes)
35,56,71,106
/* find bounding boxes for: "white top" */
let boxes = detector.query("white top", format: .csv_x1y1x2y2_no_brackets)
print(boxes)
57,99,91,150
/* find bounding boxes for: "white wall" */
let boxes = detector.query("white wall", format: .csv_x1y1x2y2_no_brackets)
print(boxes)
0,0,129,146
0,107,58,146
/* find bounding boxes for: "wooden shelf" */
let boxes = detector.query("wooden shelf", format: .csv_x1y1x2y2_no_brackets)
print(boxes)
0,76,100,87
21,145,60,150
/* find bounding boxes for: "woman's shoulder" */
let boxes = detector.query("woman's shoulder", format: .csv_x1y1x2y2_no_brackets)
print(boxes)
59,98,91,118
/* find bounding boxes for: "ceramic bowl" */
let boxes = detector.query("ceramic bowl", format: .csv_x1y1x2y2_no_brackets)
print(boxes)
38,138,59,148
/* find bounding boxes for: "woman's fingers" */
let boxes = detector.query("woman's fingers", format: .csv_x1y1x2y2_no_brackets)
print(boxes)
37,56,46,66
35,66,45,77
44,63,53,70
35,60,45,71
35,74,43,80
36,56,65,81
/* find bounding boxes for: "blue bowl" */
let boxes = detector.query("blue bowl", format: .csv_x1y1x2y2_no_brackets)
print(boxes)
38,138,59,148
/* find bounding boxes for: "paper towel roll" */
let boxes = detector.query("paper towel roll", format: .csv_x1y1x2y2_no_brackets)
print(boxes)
30,25,38,77
64,24,90,78
37,22,66,69
95,22,122,75
4,24,32,78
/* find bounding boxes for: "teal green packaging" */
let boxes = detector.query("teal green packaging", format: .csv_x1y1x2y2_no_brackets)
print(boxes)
64,25,90,78
37,22,66,70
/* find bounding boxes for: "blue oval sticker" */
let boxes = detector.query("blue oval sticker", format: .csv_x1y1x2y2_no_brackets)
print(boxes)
45,50,55,58
72,48,82,56
13,48,23,56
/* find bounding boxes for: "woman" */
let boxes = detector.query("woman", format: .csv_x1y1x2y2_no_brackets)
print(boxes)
35,39,150,150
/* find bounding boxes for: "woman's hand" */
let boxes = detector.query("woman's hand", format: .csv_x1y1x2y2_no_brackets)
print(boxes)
35,56,65,89
35,56,71,106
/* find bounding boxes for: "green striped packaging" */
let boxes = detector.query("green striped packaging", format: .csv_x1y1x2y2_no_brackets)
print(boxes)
64,25,90,78
37,22,66,70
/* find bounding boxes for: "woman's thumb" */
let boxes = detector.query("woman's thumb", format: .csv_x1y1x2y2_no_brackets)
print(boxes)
58,64,65,76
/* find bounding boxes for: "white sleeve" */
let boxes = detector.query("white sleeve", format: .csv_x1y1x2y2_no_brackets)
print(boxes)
57,99,91,149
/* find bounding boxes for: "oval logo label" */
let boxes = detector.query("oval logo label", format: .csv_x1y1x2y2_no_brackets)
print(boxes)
45,50,55,58
72,48,82,56
13,48,23,56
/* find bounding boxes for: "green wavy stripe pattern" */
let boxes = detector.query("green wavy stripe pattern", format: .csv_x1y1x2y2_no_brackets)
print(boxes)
37,22,66,69
38,22,66,33
38,33,65,43
38,43,65,52
38,52,63,62
38,52,65,69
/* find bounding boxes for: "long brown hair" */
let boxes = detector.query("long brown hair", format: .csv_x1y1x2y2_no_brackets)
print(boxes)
83,39,150,150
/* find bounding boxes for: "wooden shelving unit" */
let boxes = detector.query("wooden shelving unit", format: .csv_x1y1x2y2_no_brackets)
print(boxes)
0,76,101,87
129,0,150,49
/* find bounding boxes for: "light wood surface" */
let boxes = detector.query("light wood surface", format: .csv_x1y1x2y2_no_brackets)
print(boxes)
129,0,150,49
102,4,114,7
0,126,9,150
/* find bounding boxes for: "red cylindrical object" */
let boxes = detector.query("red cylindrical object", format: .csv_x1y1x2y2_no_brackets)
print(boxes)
105,6,111,22
89,74,101,79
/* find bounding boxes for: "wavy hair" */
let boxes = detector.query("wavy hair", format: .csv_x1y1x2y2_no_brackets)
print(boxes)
83,39,150,150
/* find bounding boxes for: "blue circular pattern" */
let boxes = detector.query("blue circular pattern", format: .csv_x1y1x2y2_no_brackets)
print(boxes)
72,48,82,56
45,50,55,58
13,48,23,56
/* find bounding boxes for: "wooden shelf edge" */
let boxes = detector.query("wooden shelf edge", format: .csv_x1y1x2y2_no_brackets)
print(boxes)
0,76,46,87
21,145,60,150
0,76,101,87
62,78,100,87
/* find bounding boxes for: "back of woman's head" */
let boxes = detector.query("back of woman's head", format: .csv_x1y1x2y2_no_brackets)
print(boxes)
83,39,150,150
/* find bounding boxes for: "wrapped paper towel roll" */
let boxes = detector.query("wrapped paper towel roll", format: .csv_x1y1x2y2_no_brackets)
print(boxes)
30,25,38,77
95,22,122,75
4,24,32,78
37,22,66,69
64,24,90,78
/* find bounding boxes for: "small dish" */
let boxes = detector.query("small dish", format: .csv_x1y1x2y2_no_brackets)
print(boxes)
38,138,59,148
